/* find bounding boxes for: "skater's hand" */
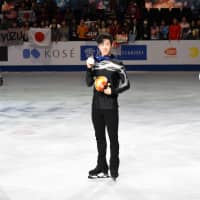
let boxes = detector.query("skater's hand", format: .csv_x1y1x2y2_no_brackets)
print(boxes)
87,63,94,69
86,57,95,69
104,86,112,95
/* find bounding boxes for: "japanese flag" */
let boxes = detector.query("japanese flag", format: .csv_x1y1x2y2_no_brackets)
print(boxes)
29,28,51,47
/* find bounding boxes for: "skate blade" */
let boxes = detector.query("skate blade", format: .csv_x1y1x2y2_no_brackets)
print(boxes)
111,177,117,181
88,173,110,179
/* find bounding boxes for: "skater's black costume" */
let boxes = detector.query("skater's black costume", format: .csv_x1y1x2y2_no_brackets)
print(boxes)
86,55,130,179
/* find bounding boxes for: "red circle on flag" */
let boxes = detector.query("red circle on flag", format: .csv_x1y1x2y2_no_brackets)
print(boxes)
35,32,45,42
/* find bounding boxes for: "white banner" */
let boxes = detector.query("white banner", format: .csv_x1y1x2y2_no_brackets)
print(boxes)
5,42,79,65
0,41,199,66
145,40,200,65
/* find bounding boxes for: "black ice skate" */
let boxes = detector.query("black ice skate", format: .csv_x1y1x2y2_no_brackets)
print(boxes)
88,167,109,179
110,171,119,181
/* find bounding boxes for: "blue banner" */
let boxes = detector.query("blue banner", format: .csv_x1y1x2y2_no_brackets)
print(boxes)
81,45,147,61
80,45,98,60
120,45,147,60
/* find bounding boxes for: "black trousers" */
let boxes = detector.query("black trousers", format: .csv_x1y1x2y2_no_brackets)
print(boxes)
92,108,119,174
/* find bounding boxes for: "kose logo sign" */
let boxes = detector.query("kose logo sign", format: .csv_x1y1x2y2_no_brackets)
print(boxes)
23,48,40,59
44,48,75,58
23,48,75,59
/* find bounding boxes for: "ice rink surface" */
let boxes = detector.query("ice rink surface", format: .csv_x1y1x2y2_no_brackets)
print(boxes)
0,71,200,200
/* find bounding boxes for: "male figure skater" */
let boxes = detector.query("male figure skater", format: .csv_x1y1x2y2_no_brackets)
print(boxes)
86,33,130,180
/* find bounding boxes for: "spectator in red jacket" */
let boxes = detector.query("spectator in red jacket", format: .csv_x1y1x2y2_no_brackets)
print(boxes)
169,18,181,40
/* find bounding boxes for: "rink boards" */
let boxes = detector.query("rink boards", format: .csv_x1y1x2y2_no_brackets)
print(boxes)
0,41,199,71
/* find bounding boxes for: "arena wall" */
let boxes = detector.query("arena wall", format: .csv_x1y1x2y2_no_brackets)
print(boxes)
0,41,199,71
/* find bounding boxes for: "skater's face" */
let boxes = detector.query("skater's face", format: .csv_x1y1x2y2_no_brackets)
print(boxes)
98,39,112,56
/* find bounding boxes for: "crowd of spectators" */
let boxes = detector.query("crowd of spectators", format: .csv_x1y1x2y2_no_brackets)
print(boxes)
0,0,199,42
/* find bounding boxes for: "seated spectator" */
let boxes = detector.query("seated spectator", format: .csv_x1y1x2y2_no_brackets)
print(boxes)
150,21,159,40
1,1,17,28
23,0,32,10
86,21,98,40
59,20,69,41
105,18,112,29
127,0,141,21
139,19,150,40
197,19,200,39
0,0,199,41
159,19,169,40
4,7,17,21
109,0,117,12
77,19,88,40
44,20,50,28
128,18,138,42
49,18,61,42
96,0,105,19
190,20,199,39
0,18,8,30
10,21,18,28
64,7,74,22
169,18,181,40
49,18,61,29
98,20,109,34
109,19,121,38
159,8,170,25
121,21,129,35
69,18,78,41
36,6,48,22
39,19,49,28
32,21,38,28
23,21,30,41
54,7,64,23
39,20,45,28
180,16,191,39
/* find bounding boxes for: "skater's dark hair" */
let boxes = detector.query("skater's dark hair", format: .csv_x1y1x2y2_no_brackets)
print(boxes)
96,33,113,45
